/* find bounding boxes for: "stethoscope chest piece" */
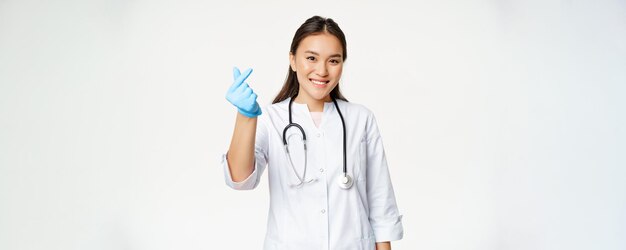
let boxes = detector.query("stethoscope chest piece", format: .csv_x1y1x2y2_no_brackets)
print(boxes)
337,174,353,189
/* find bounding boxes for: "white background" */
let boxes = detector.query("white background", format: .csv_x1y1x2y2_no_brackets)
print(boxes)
1,0,625,249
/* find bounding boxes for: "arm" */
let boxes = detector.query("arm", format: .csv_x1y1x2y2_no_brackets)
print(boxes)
226,113,257,182
365,113,404,242
376,241,391,250
223,67,264,186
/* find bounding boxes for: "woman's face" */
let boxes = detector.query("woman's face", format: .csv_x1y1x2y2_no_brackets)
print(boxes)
290,32,344,103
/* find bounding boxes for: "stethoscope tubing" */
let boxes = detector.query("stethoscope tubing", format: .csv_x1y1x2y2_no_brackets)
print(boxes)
332,97,348,178
282,96,351,189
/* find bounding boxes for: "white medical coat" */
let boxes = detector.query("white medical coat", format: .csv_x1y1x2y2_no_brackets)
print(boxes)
222,98,403,250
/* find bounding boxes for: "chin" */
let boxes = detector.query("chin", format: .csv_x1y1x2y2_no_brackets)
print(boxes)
310,91,332,100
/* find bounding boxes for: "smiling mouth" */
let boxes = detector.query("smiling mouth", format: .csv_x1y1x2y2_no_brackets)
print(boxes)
310,79,330,86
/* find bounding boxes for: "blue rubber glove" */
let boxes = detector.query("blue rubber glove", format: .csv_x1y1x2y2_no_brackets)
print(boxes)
226,67,262,118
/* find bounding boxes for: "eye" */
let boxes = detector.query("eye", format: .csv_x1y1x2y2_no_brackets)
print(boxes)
330,59,340,64
306,56,316,61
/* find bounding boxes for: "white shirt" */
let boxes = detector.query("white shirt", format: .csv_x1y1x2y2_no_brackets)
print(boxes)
310,111,323,128
222,98,404,250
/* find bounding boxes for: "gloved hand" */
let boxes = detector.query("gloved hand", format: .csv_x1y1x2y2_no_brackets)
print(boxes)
226,67,262,118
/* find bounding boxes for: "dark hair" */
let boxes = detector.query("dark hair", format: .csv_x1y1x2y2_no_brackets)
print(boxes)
272,16,349,104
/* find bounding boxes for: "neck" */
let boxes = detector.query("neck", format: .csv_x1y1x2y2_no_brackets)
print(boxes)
293,94,331,112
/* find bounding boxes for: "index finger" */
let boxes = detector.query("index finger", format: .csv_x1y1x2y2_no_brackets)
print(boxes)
233,68,253,87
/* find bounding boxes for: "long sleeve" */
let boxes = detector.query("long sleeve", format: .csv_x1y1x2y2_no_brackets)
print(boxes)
221,113,270,190
364,113,404,242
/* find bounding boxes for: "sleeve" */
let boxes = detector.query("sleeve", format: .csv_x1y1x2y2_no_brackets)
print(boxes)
221,114,270,190
365,113,404,242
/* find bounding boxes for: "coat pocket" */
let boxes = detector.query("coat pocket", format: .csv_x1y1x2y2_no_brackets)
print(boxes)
356,137,367,182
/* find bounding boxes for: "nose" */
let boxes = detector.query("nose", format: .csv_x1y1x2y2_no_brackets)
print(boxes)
315,62,329,77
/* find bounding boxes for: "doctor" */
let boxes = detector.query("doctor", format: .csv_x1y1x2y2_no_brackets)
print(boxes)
222,16,403,250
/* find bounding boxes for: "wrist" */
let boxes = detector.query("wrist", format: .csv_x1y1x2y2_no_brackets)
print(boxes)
238,107,261,118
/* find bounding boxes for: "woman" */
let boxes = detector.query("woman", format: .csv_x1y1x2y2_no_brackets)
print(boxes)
222,16,403,250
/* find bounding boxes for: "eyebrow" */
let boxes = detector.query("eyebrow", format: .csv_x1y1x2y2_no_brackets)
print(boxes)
304,50,342,58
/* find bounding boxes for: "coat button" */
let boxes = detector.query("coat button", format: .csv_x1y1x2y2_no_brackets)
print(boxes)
319,168,324,172
321,209,326,214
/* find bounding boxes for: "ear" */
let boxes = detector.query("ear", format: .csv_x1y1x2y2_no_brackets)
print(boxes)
289,52,296,72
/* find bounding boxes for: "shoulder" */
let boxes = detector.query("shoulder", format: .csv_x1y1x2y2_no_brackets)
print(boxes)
260,99,289,118
255,99,290,129
335,100,382,137
339,101,385,141
336,99,376,120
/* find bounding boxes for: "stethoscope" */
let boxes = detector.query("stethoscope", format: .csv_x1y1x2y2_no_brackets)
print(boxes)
282,96,353,189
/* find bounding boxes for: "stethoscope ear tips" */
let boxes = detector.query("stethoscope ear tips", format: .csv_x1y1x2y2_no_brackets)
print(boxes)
337,174,353,189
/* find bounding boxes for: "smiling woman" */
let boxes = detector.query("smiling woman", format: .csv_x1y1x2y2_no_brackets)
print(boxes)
223,16,403,250
273,16,349,109
286,33,344,110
